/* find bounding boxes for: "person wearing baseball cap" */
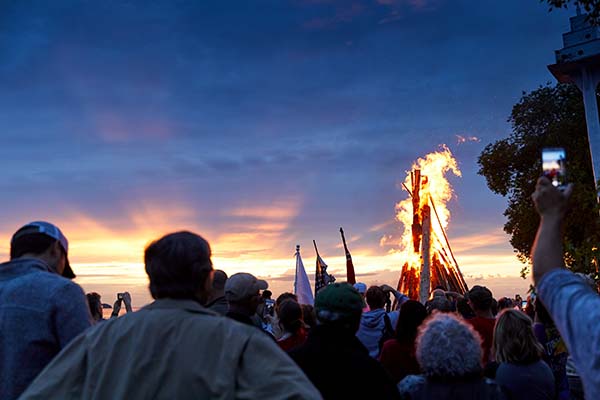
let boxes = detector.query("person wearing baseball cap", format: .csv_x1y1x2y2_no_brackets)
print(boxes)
0,221,91,400
353,282,370,313
10,221,75,279
289,283,401,399
353,282,367,295
225,272,268,328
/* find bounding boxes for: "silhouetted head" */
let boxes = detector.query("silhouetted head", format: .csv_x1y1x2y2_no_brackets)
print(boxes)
10,221,74,279
315,283,363,333
395,300,427,342
467,285,493,312
497,297,514,311
144,231,213,302
86,292,103,321
365,286,386,310
225,272,268,316
275,292,298,314
279,299,303,334
212,270,228,291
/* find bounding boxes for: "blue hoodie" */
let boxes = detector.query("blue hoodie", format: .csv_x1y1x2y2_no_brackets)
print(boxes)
0,258,92,399
356,308,399,358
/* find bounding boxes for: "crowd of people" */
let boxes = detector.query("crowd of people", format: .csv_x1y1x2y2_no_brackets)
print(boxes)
0,177,599,399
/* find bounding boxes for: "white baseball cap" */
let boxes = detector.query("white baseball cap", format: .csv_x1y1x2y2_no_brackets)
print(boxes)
11,221,74,279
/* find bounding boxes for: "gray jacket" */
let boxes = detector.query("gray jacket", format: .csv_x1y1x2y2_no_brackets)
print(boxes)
20,298,322,400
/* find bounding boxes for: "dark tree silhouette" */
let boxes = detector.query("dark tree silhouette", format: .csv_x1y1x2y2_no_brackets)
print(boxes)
478,83,600,277
543,1,600,26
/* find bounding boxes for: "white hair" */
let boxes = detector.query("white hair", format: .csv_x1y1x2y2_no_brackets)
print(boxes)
416,313,482,378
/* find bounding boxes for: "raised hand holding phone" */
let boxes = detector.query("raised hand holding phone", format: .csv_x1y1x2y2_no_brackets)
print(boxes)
542,147,567,189
122,292,132,313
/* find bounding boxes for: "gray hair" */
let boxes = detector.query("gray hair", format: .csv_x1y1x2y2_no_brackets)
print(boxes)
416,313,482,378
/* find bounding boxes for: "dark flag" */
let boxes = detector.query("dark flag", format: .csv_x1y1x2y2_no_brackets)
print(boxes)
339,227,356,285
313,240,335,294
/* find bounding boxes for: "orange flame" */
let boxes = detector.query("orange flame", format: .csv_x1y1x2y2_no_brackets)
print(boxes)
395,145,462,299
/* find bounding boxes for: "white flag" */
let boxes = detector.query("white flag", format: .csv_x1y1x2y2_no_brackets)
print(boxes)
294,245,314,305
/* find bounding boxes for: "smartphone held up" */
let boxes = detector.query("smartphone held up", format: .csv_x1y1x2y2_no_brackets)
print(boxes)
542,147,566,189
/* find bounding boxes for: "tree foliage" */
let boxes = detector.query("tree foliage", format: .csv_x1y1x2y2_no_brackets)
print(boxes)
477,83,600,277
543,1,600,26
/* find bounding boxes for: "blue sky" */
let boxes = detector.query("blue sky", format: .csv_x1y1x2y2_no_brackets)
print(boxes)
0,0,576,304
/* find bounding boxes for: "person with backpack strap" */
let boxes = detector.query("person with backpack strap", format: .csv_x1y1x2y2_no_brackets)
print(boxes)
356,286,401,358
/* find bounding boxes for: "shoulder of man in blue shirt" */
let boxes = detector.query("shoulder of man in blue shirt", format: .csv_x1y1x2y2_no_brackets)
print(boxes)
0,258,90,316
537,268,600,400
0,257,92,399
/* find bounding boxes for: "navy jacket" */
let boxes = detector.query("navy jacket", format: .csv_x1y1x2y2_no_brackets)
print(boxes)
0,258,91,399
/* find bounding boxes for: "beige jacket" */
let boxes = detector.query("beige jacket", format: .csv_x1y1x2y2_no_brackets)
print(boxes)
20,298,322,400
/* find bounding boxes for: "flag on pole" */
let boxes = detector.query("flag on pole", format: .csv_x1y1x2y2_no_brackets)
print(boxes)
294,245,314,305
314,240,335,294
340,227,356,284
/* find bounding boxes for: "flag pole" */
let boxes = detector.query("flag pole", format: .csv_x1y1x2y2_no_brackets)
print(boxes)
313,240,319,295
340,227,356,284
294,244,300,294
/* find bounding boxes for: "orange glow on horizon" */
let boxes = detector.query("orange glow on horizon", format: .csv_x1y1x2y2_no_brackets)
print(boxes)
0,184,529,306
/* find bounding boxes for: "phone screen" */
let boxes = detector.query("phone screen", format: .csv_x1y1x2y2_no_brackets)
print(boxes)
542,148,566,188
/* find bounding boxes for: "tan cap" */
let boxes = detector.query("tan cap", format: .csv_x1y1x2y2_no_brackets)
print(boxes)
225,272,268,302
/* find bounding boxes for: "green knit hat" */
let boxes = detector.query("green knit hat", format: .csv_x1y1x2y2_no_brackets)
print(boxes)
315,283,363,322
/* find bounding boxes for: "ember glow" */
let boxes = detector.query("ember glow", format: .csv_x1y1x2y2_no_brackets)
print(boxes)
395,145,467,300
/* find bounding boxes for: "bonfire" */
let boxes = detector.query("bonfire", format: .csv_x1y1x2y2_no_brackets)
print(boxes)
395,146,468,302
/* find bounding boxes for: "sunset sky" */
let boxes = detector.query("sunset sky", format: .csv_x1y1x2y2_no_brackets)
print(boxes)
0,1,574,307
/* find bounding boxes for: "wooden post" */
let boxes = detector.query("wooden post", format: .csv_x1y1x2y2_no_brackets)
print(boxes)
411,170,422,253
419,204,431,304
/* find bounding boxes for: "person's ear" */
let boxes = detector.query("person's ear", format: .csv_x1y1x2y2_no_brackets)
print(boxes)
46,241,62,259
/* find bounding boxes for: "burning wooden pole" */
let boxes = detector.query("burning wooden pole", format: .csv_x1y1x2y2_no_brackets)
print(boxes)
411,170,422,253
419,203,431,303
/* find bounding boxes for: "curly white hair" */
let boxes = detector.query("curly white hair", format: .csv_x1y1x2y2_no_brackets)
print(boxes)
415,312,482,378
